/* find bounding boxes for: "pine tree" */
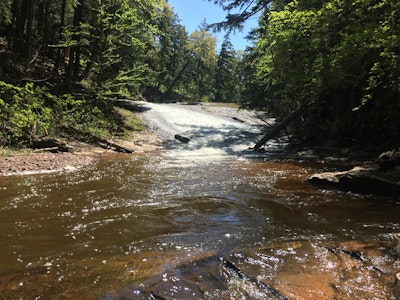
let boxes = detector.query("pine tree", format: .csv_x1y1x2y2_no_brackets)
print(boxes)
215,34,241,103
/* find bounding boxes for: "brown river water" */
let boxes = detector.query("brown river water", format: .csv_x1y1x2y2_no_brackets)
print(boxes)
0,103,399,299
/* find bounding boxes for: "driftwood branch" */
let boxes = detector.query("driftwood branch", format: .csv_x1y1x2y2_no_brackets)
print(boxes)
21,75,53,82
32,147,60,153
30,45,42,65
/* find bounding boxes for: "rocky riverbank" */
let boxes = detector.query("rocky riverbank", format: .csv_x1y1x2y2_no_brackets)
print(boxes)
0,129,161,177
308,150,400,196
0,152,97,176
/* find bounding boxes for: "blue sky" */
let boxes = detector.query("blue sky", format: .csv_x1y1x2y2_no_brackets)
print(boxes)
167,0,259,51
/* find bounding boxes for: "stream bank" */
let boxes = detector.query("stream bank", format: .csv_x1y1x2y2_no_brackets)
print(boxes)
0,118,162,177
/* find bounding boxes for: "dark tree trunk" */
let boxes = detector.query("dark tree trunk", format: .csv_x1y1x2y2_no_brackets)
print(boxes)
67,0,84,79
73,45,81,78
8,0,19,48
54,0,67,73
37,0,50,53
14,0,30,56
66,48,75,78
253,105,307,150
25,0,33,66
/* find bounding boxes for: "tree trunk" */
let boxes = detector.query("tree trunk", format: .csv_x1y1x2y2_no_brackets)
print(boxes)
253,105,307,150
73,45,81,78
37,1,45,46
14,0,30,56
66,47,75,78
54,0,67,73
26,0,33,66
67,0,84,79
8,0,19,48
37,0,51,56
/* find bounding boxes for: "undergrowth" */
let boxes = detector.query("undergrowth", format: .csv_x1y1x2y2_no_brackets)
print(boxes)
0,80,142,148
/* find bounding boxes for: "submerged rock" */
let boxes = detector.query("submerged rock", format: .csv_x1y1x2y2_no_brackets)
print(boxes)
377,150,400,170
101,240,400,300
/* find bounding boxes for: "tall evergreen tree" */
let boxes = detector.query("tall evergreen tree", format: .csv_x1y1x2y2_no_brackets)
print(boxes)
182,22,217,102
215,34,241,103
151,3,188,96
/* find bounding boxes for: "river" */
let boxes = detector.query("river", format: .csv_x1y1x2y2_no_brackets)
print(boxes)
0,102,399,299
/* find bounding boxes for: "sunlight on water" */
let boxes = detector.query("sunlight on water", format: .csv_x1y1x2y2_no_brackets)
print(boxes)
167,147,230,160
1,155,399,299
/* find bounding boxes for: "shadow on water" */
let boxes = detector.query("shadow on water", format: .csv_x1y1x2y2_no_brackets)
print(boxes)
0,103,399,299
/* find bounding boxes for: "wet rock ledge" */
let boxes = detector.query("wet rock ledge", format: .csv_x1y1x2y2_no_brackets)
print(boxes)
101,240,400,300
309,150,400,196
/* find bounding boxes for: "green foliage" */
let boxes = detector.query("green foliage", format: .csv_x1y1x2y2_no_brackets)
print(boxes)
89,0,163,94
57,93,114,138
151,4,189,95
0,0,13,25
0,81,121,146
0,81,54,144
2,0,398,149
215,35,242,103
181,27,218,102
241,0,400,146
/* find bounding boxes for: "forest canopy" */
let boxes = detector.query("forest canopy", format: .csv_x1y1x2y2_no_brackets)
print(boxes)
0,0,241,147
0,0,399,149
215,0,400,147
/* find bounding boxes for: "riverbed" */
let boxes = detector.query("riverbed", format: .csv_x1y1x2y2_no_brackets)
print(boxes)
0,102,399,299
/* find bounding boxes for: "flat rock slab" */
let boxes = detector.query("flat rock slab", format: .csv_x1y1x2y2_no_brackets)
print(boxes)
308,166,400,196
101,240,400,300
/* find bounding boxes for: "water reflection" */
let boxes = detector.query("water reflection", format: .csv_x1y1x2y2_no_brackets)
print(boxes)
0,153,399,299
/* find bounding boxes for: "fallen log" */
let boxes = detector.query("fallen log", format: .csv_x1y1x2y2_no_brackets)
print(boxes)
253,104,307,150
32,147,61,153
32,136,73,152
60,126,133,153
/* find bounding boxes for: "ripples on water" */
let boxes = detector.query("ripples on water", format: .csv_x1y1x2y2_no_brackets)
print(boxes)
0,152,399,299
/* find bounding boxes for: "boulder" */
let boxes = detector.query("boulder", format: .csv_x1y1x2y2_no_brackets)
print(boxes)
174,134,190,143
377,149,400,170
308,165,400,196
